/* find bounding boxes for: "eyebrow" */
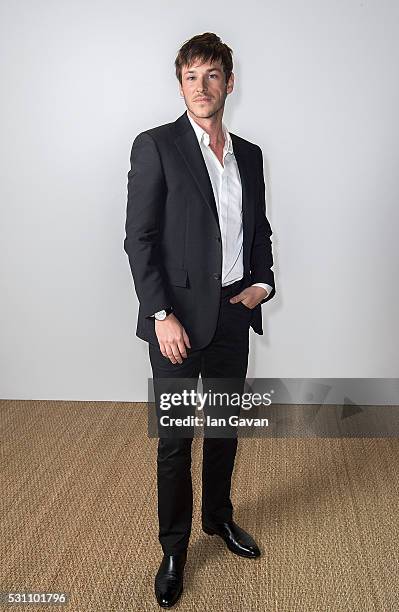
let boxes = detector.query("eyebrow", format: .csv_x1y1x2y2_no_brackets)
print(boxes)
185,67,222,74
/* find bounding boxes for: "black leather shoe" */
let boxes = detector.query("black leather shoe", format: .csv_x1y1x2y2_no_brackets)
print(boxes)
202,520,261,558
154,551,187,608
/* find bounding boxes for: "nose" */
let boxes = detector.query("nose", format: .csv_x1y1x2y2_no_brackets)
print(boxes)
197,75,208,93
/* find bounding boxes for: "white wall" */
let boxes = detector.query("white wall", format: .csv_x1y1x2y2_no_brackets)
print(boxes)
0,1,398,401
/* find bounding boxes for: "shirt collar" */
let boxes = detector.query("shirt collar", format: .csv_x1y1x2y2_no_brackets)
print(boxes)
186,110,234,156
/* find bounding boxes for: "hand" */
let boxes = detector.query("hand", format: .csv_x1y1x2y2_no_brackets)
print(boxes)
229,286,268,309
155,313,191,364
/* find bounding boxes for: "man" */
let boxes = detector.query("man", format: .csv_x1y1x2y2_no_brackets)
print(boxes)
124,32,276,608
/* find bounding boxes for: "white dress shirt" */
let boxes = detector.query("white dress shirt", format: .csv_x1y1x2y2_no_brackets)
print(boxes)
186,111,273,296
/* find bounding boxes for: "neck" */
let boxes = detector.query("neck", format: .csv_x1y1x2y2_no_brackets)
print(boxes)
187,108,225,147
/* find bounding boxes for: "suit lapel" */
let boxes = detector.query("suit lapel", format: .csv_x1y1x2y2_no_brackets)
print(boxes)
173,111,220,229
230,132,254,272
173,111,254,265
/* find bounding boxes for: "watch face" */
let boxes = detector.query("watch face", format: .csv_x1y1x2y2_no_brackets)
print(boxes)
155,310,167,320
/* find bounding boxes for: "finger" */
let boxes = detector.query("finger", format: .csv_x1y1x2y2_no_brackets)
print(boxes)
170,342,183,364
177,338,187,359
159,341,168,358
165,345,178,364
182,328,191,349
229,292,243,304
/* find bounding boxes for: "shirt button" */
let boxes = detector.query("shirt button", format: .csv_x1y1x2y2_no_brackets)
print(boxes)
213,273,221,280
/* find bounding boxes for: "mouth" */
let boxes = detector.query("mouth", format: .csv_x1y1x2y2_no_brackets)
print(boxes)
195,97,211,102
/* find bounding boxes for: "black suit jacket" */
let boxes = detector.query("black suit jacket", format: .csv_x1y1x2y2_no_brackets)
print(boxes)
124,110,276,349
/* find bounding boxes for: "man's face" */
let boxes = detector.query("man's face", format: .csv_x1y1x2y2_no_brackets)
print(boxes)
179,58,234,119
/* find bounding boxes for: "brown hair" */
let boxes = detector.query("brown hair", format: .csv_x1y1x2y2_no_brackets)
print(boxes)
175,32,233,85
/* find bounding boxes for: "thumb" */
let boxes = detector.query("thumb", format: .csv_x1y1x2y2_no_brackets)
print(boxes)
229,292,243,304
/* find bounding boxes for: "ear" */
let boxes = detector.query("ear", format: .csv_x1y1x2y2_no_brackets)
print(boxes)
227,72,234,94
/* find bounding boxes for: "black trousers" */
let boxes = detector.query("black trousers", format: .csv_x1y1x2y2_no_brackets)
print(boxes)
148,278,252,554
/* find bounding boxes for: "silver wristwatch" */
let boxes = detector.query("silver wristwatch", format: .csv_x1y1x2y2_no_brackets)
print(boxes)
154,308,173,321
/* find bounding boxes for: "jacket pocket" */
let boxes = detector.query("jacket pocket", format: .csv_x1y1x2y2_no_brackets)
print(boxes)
165,267,189,287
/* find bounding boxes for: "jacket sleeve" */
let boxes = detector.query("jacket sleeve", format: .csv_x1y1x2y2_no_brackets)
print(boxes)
250,146,276,304
123,131,172,318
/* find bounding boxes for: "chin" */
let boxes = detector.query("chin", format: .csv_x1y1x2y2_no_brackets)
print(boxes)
192,105,215,117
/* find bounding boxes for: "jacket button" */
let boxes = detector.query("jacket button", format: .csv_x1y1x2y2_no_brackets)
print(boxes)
213,273,221,280
216,236,221,242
